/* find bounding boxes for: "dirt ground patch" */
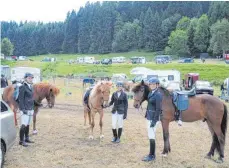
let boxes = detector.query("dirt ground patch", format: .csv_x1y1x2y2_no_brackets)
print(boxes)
4,102,229,168
4,79,229,168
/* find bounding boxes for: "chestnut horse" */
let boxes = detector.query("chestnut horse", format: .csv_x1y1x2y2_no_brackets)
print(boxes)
132,80,227,163
2,83,60,134
85,81,112,139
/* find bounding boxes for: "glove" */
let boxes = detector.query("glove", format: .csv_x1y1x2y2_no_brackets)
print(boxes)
23,110,28,115
150,121,156,128
123,115,127,120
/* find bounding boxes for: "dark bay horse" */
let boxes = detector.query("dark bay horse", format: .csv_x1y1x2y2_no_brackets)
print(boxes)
2,82,60,134
86,81,112,139
132,80,227,163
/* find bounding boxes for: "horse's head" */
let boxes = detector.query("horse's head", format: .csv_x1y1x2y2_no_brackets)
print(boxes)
98,81,112,107
131,80,150,109
46,85,60,108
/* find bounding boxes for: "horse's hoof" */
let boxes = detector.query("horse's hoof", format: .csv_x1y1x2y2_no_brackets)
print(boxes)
215,157,223,164
89,135,94,140
204,154,211,160
100,135,104,139
33,130,38,135
161,153,168,157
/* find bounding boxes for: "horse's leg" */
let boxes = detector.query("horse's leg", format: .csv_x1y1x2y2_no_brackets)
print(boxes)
99,110,104,139
84,107,87,126
161,120,171,156
89,111,95,140
33,107,38,135
10,104,18,126
211,124,225,163
205,120,216,159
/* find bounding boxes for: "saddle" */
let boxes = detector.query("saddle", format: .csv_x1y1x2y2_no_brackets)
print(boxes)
172,88,196,120
13,83,22,102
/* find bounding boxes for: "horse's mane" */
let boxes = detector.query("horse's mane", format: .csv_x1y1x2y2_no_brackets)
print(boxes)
158,86,171,96
90,81,112,98
34,83,60,96
132,82,171,96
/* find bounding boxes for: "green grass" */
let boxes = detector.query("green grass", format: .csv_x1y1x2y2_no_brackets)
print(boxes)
1,52,229,85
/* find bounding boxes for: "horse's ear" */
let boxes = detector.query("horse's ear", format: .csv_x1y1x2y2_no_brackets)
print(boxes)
141,80,144,85
49,88,53,94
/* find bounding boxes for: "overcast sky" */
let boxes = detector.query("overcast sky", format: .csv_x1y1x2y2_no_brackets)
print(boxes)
0,0,99,23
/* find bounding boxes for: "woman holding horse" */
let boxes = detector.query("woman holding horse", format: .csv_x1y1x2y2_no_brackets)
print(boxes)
18,72,35,147
108,81,128,143
132,80,227,163
142,78,162,162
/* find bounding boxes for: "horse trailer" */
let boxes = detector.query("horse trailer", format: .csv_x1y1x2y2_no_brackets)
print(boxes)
11,67,41,83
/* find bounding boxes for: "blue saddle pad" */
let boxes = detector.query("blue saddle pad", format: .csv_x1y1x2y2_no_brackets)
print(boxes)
172,92,189,111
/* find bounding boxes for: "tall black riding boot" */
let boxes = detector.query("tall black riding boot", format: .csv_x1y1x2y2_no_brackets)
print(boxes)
111,129,117,142
25,125,34,143
19,125,28,147
116,128,122,143
142,139,156,162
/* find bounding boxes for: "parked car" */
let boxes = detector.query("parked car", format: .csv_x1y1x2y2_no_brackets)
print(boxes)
178,58,194,63
101,59,112,65
18,56,27,61
93,60,100,64
194,80,214,95
155,55,171,64
1,100,17,167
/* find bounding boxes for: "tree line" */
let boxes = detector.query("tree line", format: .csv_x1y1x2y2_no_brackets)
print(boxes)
1,1,229,57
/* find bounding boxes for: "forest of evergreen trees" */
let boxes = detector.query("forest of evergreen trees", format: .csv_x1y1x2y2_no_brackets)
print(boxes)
1,1,229,57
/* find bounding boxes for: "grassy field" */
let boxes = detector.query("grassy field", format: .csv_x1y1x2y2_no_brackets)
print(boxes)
1,51,229,84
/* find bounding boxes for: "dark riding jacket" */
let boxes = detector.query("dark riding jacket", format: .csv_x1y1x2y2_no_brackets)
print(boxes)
146,89,162,122
109,91,128,118
18,82,34,112
83,88,92,105
1,77,8,88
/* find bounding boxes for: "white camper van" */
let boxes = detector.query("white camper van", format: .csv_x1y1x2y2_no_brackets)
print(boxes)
84,57,95,64
112,57,126,63
11,67,41,83
131,68,181,89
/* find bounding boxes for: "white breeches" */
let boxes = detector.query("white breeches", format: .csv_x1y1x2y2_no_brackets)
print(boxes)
147,120,159,139
20,110,34,126
112,112,124,129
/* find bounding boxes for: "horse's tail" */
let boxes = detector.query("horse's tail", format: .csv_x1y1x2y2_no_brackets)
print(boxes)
221,104,228,137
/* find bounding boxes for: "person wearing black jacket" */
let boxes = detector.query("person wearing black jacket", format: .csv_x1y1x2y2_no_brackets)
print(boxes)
142,78,162,162
1,74,8,88
108,81,128,143
18,72,35,147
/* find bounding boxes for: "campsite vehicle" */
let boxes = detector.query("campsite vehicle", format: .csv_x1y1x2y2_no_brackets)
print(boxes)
101,58,112,65
131,57,146,64
193,80,214,95
18,56,27,61
178,58,194,63
130,67,181,89
93,60,100,64
11,56,17,61
155,55,171,64
76,57,95,64
1,65,10,80
112,57,126,63
1,100,17,168
84,57,95,64
219,77,229,102
183,73,199,90
111,73,127,83
224,51,229,64
11,67,41,83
